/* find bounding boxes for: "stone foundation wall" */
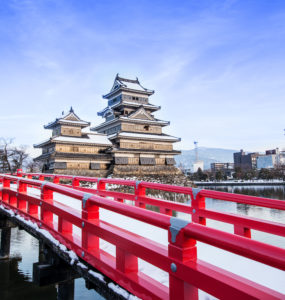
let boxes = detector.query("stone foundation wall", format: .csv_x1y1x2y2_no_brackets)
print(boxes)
112,165,182,176
47,164,189,186
109,173,193,188
53,169,109,177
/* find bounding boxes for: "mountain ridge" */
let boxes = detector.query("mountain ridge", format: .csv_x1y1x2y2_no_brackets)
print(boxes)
175,147,238,171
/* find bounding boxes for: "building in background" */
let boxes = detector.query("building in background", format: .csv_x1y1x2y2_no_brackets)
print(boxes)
233,150,259,170
234,148,285,171
192,141,204,172
34,108,113,176
193,161,204,172
279,150,285,165
211,162,234,177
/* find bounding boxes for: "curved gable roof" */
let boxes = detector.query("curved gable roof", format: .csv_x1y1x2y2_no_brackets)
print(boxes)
103,74,154,98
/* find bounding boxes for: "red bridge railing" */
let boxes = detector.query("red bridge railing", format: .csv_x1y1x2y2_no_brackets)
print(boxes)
0,171,284,299
17,171,285,239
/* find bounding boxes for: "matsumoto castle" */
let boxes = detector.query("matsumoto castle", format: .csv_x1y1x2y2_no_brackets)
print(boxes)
34,74,181,176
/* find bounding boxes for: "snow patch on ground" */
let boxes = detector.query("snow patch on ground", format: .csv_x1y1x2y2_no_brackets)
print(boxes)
59,244,67,252
108,282,130,299
0,204,15,216
67,250,78,265
88,270,106,283
38,228,60,246
77,262,88,269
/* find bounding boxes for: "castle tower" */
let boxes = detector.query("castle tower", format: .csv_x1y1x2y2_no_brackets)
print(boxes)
34,107,112,176
91,74,181,175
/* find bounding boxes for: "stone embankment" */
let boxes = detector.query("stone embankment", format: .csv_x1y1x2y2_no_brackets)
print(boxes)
107,174,193,204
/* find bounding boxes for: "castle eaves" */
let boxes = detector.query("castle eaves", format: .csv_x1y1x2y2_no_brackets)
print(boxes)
103,74,154,99
109,132,180,142
91,116,169,131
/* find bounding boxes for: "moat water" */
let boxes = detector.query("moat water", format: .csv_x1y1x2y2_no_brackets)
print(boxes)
0,185,284,299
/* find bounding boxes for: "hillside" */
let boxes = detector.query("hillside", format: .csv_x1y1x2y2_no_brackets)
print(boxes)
175,147,238,171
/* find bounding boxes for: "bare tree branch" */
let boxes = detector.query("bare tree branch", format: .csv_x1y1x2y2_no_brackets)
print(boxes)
0,138,30,173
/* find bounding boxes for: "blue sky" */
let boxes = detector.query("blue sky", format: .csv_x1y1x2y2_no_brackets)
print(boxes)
0,0,284,156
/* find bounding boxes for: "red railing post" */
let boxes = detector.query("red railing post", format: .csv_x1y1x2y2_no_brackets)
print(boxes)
134,181,146,208
26,175,39,217
16,169,23,177
96,178,106,199
72,177,80,188
28,201,38,217
7,177,17,207
3,177,10,188
53,176,60,184
17,180,27,211
168,219,198,300
160,207,172,216
115,181,139,271
82,194,99,251
2,177,10,203
26,174,33,188
98,179,105,190
191,188,206,225
58,217,73,238
39,175,44,181
56,177,73,235
0,176,2,200
40,183,53,227
234,225,251,238
116,247,138,275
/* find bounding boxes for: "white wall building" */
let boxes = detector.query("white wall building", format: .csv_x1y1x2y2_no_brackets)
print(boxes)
193,160,204,172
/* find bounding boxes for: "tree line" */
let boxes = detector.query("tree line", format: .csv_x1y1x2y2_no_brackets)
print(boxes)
188,167,285,181
0,138,41,174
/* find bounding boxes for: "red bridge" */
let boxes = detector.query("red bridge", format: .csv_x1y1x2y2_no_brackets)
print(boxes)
0,171,284,299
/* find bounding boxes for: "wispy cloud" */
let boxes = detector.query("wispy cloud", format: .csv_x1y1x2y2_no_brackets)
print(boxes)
0,0,284,151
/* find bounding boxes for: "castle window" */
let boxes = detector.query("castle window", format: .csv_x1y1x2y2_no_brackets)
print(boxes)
144,125,149,131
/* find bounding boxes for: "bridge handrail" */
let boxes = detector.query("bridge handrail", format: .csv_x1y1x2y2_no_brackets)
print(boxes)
8,172,285,238
0,173,284,299
2,174,285,266
16,171,285,238
13,170,285,238
18,171,285,208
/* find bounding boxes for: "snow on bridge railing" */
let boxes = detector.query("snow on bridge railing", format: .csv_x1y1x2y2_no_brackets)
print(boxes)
0,174,285,299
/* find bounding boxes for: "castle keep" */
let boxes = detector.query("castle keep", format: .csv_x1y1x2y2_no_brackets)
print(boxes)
34,108,112,176
34,75,181,176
